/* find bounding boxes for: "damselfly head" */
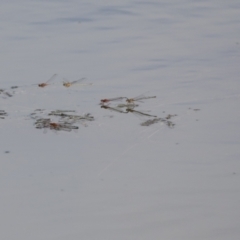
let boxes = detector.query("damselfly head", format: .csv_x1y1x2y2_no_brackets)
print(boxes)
38,83,47,88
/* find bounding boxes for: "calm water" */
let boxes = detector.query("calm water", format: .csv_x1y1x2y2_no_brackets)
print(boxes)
1,1,240,239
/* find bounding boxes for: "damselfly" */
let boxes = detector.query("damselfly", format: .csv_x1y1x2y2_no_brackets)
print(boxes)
100,97,126,104
126,94,156,103
117,103,139,108
38,74,57,88
63,77,92,87
0,110,7,119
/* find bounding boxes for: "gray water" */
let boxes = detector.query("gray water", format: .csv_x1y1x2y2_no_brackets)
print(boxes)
1,1,240,239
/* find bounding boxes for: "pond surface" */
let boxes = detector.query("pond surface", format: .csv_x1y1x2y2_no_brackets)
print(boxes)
1,1,240,239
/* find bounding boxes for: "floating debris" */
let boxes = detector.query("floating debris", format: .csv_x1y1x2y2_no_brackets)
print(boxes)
48,110,75,116
188,108,200,111
34,118,51,128
165,114,177,120
3,92,12,97
165,120,175,128
140,114,177,128
35,109,45,112
34,118,79,132
0,89,13,98
48,110,94,122
31,109,94,132
140,118,175,128
29,109,46,119
0,110,8,119
141,118,163,126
